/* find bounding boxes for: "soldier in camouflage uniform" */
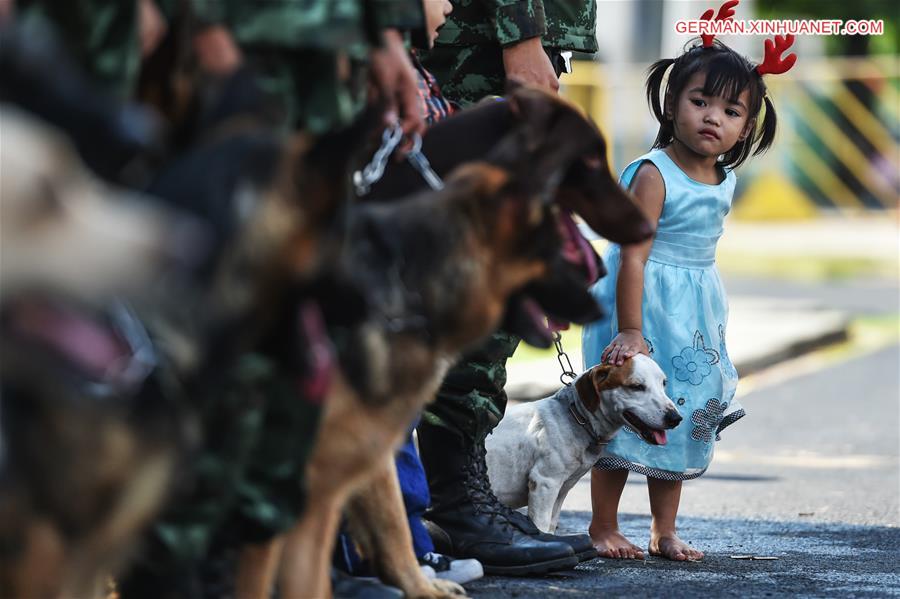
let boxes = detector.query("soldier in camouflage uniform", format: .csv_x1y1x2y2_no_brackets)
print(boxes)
188,0,426,134
421,0,597,104
416,0,601,576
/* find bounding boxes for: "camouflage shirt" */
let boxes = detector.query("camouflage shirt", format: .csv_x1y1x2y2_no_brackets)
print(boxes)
192,0,425,52
436,0,597,52
17,0,141,99
188,0,426,132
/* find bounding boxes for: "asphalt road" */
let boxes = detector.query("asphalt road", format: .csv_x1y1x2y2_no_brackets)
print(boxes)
465,276,900,597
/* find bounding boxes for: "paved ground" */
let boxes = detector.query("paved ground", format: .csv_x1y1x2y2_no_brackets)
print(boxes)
467,514,900,598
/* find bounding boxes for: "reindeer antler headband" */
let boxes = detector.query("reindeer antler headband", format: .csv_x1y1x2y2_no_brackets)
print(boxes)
699,0,797,76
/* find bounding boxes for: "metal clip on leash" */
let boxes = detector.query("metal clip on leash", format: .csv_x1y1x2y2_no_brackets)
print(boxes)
353,124,404,196
554,330,577,387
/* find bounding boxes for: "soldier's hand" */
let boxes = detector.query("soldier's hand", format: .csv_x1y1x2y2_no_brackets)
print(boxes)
502,36,559,93
193,25,242,76
369,29,426,146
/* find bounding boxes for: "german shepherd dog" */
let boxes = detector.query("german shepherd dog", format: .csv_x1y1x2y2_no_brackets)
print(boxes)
271,87,654,598
367,84,654,347
367,82,653,249
0,55,371,597
0,106,208,598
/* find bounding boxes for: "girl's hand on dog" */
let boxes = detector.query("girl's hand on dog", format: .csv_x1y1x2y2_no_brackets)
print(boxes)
602,328,649,365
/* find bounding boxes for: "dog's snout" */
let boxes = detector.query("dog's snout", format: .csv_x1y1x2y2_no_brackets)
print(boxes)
664,410,683,428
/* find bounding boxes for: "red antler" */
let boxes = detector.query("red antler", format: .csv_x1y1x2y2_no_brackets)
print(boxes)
700,0,740,47
756,34,797,75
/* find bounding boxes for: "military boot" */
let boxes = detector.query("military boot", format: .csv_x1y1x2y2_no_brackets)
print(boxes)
417,420,578,576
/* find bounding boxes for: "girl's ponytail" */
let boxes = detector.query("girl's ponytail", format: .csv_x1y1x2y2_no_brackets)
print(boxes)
752,94,778,157
646,58,675,150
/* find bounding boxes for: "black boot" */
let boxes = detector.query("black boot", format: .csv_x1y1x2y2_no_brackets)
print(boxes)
417,421,578,576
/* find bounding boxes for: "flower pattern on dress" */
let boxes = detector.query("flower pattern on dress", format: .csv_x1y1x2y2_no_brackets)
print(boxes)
691,398,727,443
672,330,720,385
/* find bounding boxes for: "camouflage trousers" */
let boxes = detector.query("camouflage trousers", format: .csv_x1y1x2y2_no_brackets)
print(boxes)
121,354,321,597
422,331,520,444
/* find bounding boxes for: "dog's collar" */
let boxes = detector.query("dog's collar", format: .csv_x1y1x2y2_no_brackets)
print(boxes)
567,397,608,452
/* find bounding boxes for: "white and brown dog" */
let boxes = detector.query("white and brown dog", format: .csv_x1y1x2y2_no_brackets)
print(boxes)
485,355,682,533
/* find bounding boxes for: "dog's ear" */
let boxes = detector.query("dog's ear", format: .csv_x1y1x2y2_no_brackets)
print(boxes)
286,103,384,224
503,88,598,203
303,101,384,176
576,364,614,412
505,86,557,153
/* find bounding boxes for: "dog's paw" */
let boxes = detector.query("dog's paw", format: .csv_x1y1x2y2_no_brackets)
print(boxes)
428,578,467,597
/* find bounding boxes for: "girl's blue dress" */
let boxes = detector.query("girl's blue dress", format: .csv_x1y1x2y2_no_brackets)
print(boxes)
582,148,744,480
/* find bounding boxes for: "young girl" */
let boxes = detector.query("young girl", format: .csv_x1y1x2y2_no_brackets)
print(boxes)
582,34,792,561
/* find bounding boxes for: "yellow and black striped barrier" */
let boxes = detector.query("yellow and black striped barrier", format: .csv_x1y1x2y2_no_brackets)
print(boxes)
561,56,899,220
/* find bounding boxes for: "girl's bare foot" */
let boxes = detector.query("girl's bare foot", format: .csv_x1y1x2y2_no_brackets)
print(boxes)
589,525,645,559
649,533,704,561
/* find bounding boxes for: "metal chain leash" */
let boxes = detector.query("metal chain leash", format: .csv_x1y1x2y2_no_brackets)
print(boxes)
353,126,444,196
553,330,577,387
353,124,404,196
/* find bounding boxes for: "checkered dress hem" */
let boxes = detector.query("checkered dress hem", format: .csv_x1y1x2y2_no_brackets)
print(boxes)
594,409,746,481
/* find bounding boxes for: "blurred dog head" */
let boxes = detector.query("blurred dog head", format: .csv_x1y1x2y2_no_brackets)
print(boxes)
474,88,620,347
0,106,207,306
503,83,654,246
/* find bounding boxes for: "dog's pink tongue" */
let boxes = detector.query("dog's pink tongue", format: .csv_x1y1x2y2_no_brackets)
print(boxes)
652,430,668,445
296,301,334,406
558,210,600,285
11,302,128,380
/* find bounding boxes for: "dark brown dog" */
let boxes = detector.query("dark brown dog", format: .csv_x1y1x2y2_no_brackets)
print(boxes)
367,85,653,348
272,87,651,598
367,82,653,247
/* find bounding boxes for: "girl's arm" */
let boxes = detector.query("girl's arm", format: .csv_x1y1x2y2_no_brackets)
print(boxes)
602,162,665,365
